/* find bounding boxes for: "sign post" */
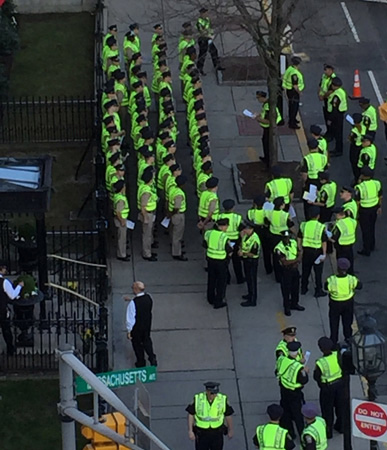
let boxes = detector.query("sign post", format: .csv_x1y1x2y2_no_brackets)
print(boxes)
352,399,387,443
76,366,157,395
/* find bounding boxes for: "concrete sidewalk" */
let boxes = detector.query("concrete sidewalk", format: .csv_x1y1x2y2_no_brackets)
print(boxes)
104,1,369,449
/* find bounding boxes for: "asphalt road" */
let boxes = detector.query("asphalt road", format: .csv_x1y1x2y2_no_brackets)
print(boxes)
294,0,387,395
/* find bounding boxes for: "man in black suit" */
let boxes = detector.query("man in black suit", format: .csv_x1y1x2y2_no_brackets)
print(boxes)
125,281,157,367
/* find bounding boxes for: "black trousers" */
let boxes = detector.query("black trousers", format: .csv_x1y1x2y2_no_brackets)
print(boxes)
301,248,324,293
131,328,156,367
0,316,14,355
256,226,272,274
280,387,305,439
280,267,300,311
330,112,344,154
262,127,270,165
320,380,344,436
242,258,259,305
319,206,333,224
359,206,378,255
207,258,228,306
329,298,354,344
323,101,330,131
195,429,224,450
270,233,282,282
336,245,354,274
349,144,361,181
286,89,299,127
227,244,244,284
197,38,219,71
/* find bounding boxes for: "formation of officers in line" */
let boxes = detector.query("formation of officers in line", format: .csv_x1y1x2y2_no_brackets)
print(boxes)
102,9,223,263
187,329,347,449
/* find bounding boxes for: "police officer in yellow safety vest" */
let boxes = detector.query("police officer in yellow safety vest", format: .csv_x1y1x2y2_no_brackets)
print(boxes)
215,199,244,284
300,138,328,219
282,56,304,129
168,175,188,261
325,258,362,344
340,185,358,220
239,220,261,307
313,337,344,439
203,218,233,309
301,403,328,450
254,91,282,166
275,326,304,362
253,404,295,450
274,231,304,317
198,177,220,231
357,135,377,176
331,208,357,274
265,165,294,210
277,341,309,439
113,179,130,262
318,63,336,132
326,77,348,157
349,113,367,181
355,166,383,257
359,97,378,139
309,171,337,224
186,381,234,450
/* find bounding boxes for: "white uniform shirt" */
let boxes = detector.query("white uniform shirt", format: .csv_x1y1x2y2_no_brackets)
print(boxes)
0,274,22,300
125,291,145,332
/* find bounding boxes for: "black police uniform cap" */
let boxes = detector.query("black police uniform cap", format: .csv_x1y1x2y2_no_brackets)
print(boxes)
154,23,162,29
186,46,197,55
193,88,203,96
201,161,212,171
159,87,171,97
222,199,235,210
170,163,181,172
362,134,374,142
206,177,219,188
307,137,318,149
281,326,296,335
106,36,117,47
113,179,125,193
141,171,153,184
359,97,370,104
107,138,120,146
310,124,322,135
256,90,267,98
204,381,219,393
162,71,172,78
129,23,139,30
352,113,363,123
136,114,147,123
108,24,117,31
163,153,175,163
273,196,285,207
331,77,343,87
267,404,284,421
318,336,334,351
287,341,301,351
114,71,126,81
104,99,118,109
176,175,187,186
318,170,330,180
164,140,176,149
159,131,169,140
109,152,121,164
291,56,301,65
199,7,208,13
199,125,209,134
217,218,229,227
196,112,206,121
132,80,142,89
140,127,153,139
182,21,191,28
253,194,265,206
200,147,210,157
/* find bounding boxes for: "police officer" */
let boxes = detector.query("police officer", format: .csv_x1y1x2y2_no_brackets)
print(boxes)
275,327,304,361
216,199,244,285
357,134,377,174
331,208,357,273
168,175,187,261
253,404,295,449
196,8,224,75
359,97,378,139
311,171,337,224
298,206,327,297
325,258,362,344
255,91,282,166
203,218,233,309
186,381,234,450
282,57,304,129
314,337,344,439
355,167,382,257
274,231,304,316
113,180,130,262
310,125,328,159
348,113,366,181
239,221,261,307
318,64,336,132
326,77,347,157
340,186,358,219
265,165,294,211
198,177,220,231
300,403,328,450
277,341,309,439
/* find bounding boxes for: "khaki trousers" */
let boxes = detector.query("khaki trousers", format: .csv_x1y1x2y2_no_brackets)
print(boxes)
114,217,127,258
171,213,185,256
139,212,155,258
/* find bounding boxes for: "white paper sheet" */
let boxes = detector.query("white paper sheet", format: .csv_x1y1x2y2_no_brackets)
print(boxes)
304,351,311,365
346,114,354,126
314,254,326,265
289,205,296,219
126,220,135,230
243,109,255,119
161,217,170,228
263,201,274,211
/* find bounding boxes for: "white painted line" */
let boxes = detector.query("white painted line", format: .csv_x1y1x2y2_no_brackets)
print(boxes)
362,0,387,3
340,2,361,43
355,414,387,426
367,70,385,105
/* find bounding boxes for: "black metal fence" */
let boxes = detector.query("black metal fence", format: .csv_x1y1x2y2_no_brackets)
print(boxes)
0,96,96,144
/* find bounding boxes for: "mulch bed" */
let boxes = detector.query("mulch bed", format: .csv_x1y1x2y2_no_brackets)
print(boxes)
219,56,267,83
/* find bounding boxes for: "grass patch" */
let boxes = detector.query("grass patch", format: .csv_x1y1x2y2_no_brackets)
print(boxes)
10,13,95,97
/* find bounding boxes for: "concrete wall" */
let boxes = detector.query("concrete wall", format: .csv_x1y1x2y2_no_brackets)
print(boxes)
15,0,95,13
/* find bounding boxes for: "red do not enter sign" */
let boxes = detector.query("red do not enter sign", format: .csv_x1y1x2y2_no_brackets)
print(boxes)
353,401,387,439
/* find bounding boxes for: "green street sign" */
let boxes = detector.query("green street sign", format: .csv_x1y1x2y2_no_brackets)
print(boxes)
75,366,157,395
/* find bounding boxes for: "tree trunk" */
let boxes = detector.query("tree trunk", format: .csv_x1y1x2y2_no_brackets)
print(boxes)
267,60,281,167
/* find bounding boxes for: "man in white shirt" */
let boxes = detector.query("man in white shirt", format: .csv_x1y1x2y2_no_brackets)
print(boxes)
125,281,157,367
0,261,24,355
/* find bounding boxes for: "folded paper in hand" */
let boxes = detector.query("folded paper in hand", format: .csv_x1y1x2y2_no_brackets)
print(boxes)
303,184,317,202
161,217,170,228
304,351,311,365
263,201,274,211
345,114,354,126
314,254,326,265
243,109,255,119
126,220,135,230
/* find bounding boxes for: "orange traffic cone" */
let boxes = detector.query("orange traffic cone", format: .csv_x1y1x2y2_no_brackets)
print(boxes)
352,69,362,99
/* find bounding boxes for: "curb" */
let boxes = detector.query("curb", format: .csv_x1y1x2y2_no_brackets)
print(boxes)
295,111,309,157
232,163,252,205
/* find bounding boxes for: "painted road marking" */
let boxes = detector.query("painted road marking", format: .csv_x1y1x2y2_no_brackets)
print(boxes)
362,0,387,3
367,70,385,105
340,2,361,43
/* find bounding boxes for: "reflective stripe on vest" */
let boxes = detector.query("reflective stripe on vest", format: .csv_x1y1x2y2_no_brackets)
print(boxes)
316,352,342,383
168,187,186,212
137,184,157,211
300,220,325,249
318,181,337,209
317,136,328,158
194,392,226,429
351,124,367,147
114,193,129,219
282,66,304,91
355,180,381,208
247,208,266,226
204,230,228,260
327,87,347,113
304,153,327,179
241,232,261,258
335,217,357,245
114,81,129,106
277,356,303,390
274,239,298,261
198,191,219,217
214,212,242,240
319,72,336,96
357,144,377,169
266,210,289,235
343,200,358,219
266,178,292,204
362,105,378,132
197,173,211,197
256,423,287,450
260,102,282,128
327,274,358,301
302,417,328,450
